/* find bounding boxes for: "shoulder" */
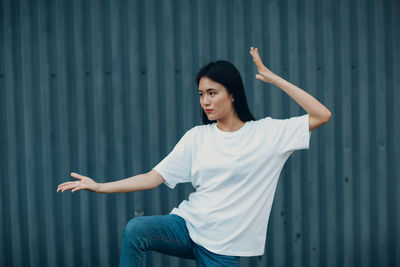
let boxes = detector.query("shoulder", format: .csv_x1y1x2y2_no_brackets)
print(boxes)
256,114,308,124
189,123,215,134
251,114,308,132
181,124,213,140
250,117,272,128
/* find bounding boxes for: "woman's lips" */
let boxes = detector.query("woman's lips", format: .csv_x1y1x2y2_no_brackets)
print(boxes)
205,109,213,114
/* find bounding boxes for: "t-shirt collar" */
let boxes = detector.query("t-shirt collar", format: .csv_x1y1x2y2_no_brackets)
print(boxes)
213,121,249,137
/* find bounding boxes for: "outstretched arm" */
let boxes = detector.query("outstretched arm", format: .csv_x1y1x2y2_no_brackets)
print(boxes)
57,169,165,194
249,47,331,131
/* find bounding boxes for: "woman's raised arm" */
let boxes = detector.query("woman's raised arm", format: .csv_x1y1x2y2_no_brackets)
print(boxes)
249,47,331,131
57,169,165,194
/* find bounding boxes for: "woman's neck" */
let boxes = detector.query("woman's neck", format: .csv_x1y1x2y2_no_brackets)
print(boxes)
216,115,245,132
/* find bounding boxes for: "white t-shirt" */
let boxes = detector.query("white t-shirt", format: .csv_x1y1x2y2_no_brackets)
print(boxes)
153,114,311,256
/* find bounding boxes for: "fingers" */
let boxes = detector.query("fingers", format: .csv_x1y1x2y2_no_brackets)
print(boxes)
57,182,75,192
249,47,263,66
71,186,83,193
57,181,81,192
249,47,259,57
71,172,85,180
57,172,90,193
57,181,75,188
58,183,82,193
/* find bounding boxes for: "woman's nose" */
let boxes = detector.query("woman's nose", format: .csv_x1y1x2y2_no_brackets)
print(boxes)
203,95,211,105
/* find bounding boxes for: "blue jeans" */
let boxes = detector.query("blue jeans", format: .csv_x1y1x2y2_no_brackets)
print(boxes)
119,214,240,267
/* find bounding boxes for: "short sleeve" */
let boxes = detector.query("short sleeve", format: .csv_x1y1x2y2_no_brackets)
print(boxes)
153,128,196,189
271,114,311,154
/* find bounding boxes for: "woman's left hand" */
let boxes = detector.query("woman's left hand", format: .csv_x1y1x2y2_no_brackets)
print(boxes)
249,47,280,84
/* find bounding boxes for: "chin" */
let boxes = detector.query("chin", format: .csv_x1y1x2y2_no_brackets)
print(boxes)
206,115,217,120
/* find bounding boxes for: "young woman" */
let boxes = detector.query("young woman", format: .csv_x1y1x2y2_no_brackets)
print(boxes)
57,47,331,266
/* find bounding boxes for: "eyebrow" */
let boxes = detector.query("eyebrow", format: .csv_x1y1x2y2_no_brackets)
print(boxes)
197,88,218,93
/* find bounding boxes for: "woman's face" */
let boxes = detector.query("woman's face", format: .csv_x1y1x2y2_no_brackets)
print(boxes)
198,77,235,121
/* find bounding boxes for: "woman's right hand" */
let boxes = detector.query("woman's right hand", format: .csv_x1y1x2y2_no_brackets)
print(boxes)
249,47,280,84
57,172,101,194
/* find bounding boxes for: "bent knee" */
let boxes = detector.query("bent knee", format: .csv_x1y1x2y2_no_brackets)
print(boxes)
122,217,149,239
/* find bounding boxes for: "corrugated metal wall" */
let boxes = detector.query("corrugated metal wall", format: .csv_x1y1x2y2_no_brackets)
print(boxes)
1,0,399,266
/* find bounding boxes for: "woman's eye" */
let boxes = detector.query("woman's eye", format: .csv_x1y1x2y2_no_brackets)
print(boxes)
210,92,216,96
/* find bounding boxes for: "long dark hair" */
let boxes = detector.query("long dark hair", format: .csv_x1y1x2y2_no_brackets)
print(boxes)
196,60,255,124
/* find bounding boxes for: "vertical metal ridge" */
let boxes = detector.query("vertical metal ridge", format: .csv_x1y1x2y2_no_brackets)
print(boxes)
340,0,355,265
332,0,344,265
386,2,399,266
394,1,400,266
173,0,182,140
214,0,227,60
383,0,395,265
39,0,56,265
31,0,48,264
350,0,361,265
20,0,37,265
0,1,8,266
356,1,371,266
209,0,216,61
366,0,378,266
191,0,200,125
374,0,390,266
179,0,195,130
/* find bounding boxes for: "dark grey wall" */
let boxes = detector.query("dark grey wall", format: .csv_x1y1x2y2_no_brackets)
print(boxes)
1,0,399,266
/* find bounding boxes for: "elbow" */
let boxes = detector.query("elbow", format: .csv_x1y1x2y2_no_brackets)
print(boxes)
309,109,331,131
318,107,332,124
324,109,332,123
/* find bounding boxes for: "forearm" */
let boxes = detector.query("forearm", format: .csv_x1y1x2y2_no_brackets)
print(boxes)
272,76,331,119
98,172,156,194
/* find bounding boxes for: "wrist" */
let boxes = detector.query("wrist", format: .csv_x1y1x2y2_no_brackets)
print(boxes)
271,75,285,86
96,183,103,194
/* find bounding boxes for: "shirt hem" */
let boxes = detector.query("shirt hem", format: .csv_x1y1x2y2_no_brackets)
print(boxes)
169,210,265,257
152,167,175,189
203,247,265,257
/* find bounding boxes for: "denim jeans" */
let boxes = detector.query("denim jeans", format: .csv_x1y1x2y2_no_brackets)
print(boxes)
119,214,240,267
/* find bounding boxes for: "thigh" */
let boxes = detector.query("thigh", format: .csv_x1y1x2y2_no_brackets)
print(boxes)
193,243,240,267
124,214,195,260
